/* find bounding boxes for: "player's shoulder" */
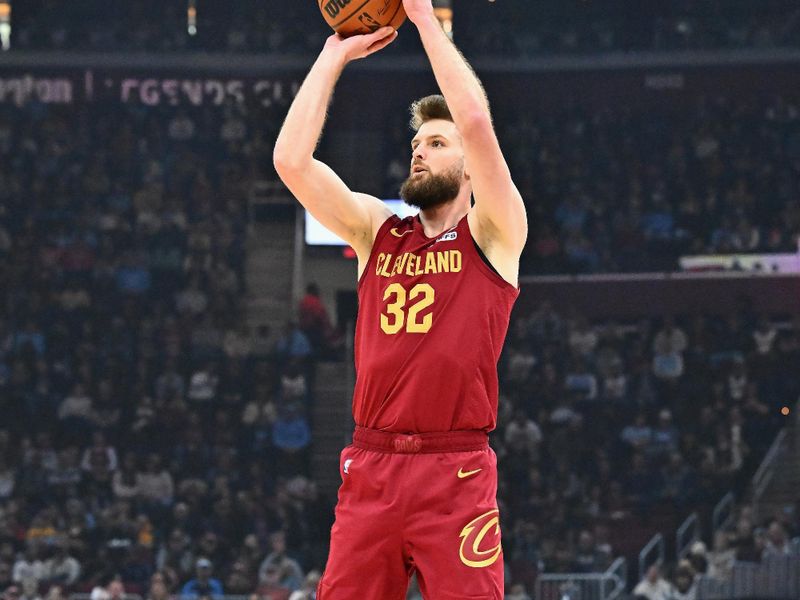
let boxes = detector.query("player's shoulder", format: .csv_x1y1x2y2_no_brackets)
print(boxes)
354,192,394,222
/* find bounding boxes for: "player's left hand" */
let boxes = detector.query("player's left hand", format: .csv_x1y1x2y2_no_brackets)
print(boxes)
402,0,435,25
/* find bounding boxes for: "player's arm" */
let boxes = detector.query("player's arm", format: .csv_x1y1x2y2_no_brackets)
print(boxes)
403,1,528,256
273,28,397,259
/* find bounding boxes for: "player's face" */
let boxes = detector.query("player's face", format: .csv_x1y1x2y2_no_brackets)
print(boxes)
400,119,466,210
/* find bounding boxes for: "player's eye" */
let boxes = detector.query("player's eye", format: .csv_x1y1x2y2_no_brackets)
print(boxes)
432,140,443,147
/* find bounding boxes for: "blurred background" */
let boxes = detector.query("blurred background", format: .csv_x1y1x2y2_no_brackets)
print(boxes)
0,1,799,600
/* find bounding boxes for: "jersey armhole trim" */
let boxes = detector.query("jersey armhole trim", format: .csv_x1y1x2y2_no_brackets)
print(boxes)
357,214,401,289
462,217,520,294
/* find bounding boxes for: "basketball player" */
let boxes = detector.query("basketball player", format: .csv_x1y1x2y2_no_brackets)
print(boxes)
273,0,527,597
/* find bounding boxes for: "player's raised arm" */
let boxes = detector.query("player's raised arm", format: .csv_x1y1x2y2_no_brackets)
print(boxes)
272,28,397,260
402,0,528,257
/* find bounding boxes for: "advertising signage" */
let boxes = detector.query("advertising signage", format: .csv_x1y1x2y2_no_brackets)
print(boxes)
0,69,302,107
2,53,799,110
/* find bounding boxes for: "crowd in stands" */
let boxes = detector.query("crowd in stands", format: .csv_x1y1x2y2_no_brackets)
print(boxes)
0,72,799,600
629,503,800,600
11,1,800,56
386,93,800,274
0,99,329,600
491,301,799,594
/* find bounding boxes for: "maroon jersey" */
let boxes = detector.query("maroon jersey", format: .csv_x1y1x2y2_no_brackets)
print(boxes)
353,213,519,433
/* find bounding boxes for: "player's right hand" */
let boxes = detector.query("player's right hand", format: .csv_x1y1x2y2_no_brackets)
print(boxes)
323,26,398,63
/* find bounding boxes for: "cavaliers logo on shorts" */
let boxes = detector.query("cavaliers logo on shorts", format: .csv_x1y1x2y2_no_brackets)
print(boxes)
458,509,502,568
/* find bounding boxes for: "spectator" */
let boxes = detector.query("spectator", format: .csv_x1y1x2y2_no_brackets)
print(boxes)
57,384,95,433
43,588,65,600
137,454,175,507
257,532,303,591
620,413,652,452
81,431,119,473
186,364,219,406
223,561,253,596
18,578,41,600
91,576,127,600
648,410,680,462
762,520,792,558
660,452,694,508
504,410,543,459
222,324,252,361
145,573,173,600
11,546,45,585
297,284,332,355
601,361,629,403
526,301,564,344
568,316,599,358
180,559,222,599
564,358,598,402
668,560,697,600
633,563,671,600
571,530,610,573
112,453,141,501
279,362,307,406
272,406,311,475
155,360,185,403
287,570,320,600
155,530,194,581
43,540,81,587
752,316,778,357
706,531,736,581
625,452,662,511
274,323,312,363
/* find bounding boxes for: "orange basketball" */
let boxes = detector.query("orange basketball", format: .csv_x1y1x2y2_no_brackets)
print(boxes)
319,0,407,38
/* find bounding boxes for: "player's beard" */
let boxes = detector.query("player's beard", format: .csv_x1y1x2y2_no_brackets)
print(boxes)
400,161,464,210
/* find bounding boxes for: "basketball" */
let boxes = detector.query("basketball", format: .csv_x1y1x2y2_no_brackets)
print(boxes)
319,0,407,38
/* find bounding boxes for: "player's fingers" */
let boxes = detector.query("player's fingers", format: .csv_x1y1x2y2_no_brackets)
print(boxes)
366,26,396,43
366,30,398,55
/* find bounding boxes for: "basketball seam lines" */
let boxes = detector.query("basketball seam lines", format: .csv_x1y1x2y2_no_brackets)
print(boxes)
386,0,403,27
329,0,373,28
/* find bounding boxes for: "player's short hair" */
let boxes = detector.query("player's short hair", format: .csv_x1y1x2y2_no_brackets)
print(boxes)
409,95,453,131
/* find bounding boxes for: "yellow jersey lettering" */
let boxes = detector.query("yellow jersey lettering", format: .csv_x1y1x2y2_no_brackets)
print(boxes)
380,253,393,278
451,250,462,273
424,252,437,274
414,254,425,276
391,255,404,277
397,253,410,276
405,255,416,277
375,251,461,279
375,253,386,276
437,251,450,273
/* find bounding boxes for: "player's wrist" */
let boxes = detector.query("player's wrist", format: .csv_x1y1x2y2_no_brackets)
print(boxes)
319,42,350,69
409,11,439,33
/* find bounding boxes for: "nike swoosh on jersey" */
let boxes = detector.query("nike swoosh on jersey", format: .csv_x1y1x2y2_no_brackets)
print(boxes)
390,227,413,237
457,468,482,479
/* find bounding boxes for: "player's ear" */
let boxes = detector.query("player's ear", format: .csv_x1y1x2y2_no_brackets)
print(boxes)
463,157,471,181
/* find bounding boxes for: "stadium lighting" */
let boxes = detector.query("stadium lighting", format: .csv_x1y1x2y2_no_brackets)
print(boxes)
187,0,197,36
433,0,453,40
0,1,10,51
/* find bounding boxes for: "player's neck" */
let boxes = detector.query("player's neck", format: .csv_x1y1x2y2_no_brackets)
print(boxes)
418,195,470,238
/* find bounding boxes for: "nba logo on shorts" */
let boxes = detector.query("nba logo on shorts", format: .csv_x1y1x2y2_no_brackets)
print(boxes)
343,459,353,474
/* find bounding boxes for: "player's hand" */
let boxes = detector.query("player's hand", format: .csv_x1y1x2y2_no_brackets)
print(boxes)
402,0,435,25
323,27,398,63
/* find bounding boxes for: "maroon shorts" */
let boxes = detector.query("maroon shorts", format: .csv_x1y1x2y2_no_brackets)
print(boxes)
317,427,504,599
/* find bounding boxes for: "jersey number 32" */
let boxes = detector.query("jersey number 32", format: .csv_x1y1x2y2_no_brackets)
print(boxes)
380,283,435,334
